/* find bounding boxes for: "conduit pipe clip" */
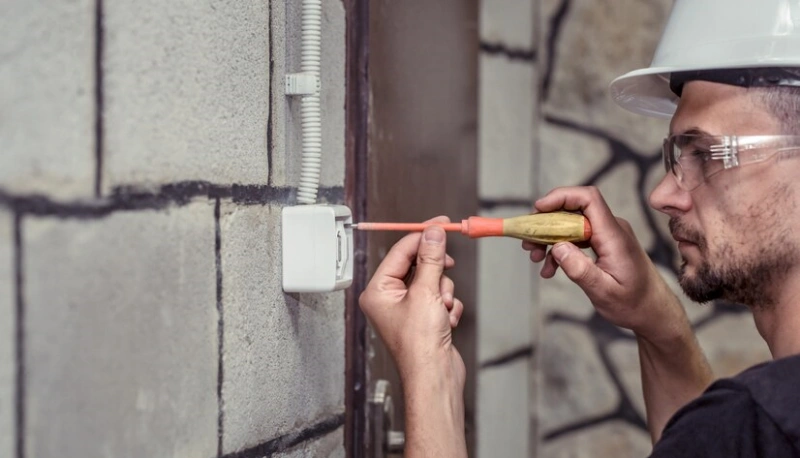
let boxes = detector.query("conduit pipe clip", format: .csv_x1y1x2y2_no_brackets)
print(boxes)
285,73,321,96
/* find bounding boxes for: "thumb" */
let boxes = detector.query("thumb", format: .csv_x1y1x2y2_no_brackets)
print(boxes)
411,226,447,292
550,243,605,293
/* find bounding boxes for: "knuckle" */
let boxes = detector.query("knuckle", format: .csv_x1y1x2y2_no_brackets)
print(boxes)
616,217,632,232
358,290,373,310
418,250,444,265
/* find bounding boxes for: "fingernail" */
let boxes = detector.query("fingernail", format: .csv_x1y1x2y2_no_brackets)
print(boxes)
424,226,445,244
551,243,569,263
443,292,453,303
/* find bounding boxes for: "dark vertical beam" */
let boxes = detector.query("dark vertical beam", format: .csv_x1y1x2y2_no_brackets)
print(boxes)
13,212,24,458
94,0,105,197
215,198,225,456
266,0,274,187
344,0,370,455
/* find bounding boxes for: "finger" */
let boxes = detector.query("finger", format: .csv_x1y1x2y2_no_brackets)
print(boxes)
370,231,423,283
522,241,535,251
528,244,547,263
410,253,455,269
449,299,464,328
370,216,452,283
440,275,455,310
534,186,622,254
550,242,609,293
411,226,447,292
540,248,560,278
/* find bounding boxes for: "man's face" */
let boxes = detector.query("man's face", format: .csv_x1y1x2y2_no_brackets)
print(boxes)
648,81,799,308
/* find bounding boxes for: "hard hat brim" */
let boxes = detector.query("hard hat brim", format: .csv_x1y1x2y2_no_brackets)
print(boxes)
609,67,680,118
611,61,800,118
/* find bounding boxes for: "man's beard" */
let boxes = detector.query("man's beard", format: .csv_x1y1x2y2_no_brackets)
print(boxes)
671,219,794,309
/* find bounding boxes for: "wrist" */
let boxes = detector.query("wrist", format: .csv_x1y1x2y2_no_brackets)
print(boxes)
402,353,467,457
401,350,463,393
632,277,692,345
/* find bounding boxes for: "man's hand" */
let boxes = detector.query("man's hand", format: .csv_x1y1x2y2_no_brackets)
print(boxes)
359,216,467,458
359,216,465,384
523,186,713,443
523,186,681,341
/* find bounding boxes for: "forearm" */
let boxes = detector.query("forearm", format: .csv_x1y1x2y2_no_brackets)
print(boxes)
402,360,467,458
637,317,713,444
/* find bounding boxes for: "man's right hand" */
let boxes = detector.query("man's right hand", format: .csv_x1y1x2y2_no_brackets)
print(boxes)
523,186,682,342
523,186,713,443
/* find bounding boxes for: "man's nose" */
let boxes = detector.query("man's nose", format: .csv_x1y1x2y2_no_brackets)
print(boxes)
649,172,692,218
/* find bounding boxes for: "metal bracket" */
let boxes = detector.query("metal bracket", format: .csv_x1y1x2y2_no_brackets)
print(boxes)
368,379,406,457
285,72,321,96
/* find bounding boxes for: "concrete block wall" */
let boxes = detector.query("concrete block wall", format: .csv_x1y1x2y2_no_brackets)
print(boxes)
534,0,773,456
0,1,346,457
476,0,537,456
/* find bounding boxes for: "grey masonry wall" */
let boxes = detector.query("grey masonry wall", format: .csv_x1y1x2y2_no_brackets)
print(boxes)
1,1,346,457
476,0,537,456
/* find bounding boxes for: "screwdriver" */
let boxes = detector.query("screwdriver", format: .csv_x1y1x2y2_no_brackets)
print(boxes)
349,211,591,245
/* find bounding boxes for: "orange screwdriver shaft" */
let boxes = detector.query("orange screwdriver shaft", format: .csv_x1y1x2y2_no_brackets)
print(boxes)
352,212,591,245
353,222,463,232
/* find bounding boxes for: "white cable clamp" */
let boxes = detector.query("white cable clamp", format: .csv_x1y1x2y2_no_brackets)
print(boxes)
285,72,320,96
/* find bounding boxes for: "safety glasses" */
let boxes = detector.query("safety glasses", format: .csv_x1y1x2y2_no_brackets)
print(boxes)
662,134,800,191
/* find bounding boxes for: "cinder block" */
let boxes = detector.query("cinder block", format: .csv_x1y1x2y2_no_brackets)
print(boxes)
477,207,535,362
272,0,346,189
220,204,345,453
480,0,535,49
24,203,218,457
274,429,344,458
0,212,13,458
479,55,535,199
102,0,271,191
478,360,530,458
0,0,95,199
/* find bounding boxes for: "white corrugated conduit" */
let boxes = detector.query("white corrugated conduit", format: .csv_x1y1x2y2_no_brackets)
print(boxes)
296,0,322,204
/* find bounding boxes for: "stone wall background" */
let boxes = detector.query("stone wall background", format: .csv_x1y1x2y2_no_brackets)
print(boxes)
476,0,537,456
0,1,347,457
475,0,775,456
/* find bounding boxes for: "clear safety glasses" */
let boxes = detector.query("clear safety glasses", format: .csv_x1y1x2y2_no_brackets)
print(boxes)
662,134,800,191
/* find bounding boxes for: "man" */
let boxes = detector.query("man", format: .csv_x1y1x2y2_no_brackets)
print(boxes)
359,0,800,456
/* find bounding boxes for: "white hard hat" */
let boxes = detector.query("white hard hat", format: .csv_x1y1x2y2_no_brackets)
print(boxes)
610,0,800,118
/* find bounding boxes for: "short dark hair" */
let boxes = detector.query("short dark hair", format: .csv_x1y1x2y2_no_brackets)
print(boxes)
754,86,800,134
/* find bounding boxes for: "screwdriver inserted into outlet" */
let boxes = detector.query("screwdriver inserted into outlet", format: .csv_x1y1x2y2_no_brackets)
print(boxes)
348,211,591,245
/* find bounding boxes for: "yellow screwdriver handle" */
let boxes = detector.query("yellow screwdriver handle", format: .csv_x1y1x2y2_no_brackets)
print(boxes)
502,212,591,244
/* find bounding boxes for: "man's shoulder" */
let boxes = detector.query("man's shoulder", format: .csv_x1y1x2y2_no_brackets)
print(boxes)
719,354,800,449
651,355,800,458
730,353,800,381
721,353,800,413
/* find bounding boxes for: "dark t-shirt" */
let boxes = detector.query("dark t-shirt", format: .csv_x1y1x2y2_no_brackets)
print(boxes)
649,354,800,457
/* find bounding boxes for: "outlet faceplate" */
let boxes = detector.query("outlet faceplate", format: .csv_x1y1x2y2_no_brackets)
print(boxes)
281,204,354,293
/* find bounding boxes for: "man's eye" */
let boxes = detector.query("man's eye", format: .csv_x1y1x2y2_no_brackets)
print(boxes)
689,149,709,159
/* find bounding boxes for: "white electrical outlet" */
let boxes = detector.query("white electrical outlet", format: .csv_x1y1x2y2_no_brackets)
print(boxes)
281,204,354,293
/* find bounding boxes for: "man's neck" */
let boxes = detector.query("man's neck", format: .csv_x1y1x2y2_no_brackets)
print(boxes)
753,289,800,358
